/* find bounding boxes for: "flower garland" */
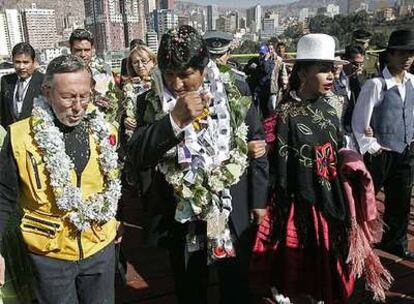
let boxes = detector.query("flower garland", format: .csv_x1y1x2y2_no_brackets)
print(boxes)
122,80,151,138
90,56,120,125
145,61,251,261
31,96,122,231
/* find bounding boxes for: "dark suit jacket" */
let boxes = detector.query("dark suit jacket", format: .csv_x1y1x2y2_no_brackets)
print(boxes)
0,70,44,128
127,89,269,245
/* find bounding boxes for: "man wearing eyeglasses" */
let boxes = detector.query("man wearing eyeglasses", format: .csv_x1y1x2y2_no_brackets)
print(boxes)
0,55,121,303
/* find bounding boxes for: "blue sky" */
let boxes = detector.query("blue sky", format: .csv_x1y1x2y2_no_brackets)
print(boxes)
187,0,294,7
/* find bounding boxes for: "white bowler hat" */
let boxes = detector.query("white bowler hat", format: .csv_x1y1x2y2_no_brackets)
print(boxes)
285,33,349,65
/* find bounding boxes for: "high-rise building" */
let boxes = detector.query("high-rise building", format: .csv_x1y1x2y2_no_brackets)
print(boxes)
84,0,125,55
0,13,10,57
22,4,58,50
239,17,246,29
326,4,340,17
146,31,158,52
261,12,279,40
299,8,309,22
0,9,25,57
246,5,262,33
228,11,238,32
156,9,177,36
5,9,24,49
120,0,146,48
144,0,156,15
207,5,218,30
178,14,190,27
159,0,175,10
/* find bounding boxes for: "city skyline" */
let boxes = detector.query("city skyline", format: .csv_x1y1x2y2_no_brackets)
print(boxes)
187,0,297,7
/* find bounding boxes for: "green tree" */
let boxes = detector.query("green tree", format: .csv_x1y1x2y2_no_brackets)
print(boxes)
234,40,258,54
309,15,333,34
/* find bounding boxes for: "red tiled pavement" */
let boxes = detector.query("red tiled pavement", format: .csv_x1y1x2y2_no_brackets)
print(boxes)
116,191,414,304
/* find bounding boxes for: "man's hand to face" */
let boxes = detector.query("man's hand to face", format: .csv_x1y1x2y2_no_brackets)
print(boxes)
171,91,206,128
13,53,35,80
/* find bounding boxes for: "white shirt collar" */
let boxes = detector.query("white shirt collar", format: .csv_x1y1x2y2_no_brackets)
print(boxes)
382,66,414,90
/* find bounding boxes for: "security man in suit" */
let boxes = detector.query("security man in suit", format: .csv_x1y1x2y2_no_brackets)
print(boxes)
204,30,267,161
0,42,44,128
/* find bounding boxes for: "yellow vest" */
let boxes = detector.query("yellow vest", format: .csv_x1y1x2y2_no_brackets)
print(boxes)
10,117,118,261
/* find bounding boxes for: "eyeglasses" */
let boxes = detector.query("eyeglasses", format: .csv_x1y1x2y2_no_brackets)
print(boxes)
59,95,90,107
351,61,364,67
132,58,151,66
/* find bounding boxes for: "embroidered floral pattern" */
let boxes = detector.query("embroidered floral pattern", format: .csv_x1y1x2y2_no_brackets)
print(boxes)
315,142,337,181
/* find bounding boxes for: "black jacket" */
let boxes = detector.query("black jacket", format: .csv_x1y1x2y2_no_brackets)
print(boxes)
0,70,44,128
127,89,269,244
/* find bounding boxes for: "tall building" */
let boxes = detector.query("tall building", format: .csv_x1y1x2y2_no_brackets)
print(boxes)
261,12,279,40
299,8,309,22
84,0,125,55
0,9,25,57
157,9,177,36
0,13,10,57
178,14,190,27
159,0,175,9
207,5,218,30
22,4,58,50
5,9,24,49
326,4,340,17
120,0,146,48
228,11,238,32
146,31,158,52
144,0,156,15
246,5,262,33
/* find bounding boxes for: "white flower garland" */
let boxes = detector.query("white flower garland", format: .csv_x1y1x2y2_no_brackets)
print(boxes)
146,61,251,260
122,81,150,138
31,96,122,231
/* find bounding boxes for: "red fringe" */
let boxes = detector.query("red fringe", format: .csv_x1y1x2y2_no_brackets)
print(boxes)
347,218,393,302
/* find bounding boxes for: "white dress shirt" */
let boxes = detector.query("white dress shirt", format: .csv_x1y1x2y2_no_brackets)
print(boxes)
352,67,414,155
13,76,32,116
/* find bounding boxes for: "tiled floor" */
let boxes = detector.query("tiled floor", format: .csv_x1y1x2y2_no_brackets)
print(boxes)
115,192,414,304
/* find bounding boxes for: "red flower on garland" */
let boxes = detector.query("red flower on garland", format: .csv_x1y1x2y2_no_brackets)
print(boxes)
315,142,337,181
108,134,117,146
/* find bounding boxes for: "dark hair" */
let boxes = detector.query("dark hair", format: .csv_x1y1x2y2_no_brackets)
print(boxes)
43,55,92,88
12,42,36,60
157,25,209,72
344,44,365,60
130,38,146,50
69,29,94,47
287,62,310,93
276,42,286,48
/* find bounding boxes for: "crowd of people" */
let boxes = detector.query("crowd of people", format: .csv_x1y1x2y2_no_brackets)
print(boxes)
0,24,412,304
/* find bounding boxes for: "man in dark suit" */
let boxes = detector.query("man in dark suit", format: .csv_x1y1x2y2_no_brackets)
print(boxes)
127,26,268,304
0,42,44,128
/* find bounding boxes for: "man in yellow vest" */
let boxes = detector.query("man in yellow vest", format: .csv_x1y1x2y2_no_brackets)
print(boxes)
0,55,121,303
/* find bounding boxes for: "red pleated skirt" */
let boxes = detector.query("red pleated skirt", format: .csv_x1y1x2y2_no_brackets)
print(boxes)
250,202,355,304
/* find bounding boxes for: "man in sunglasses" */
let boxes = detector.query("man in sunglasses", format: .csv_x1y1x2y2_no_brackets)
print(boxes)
352,29,414,260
